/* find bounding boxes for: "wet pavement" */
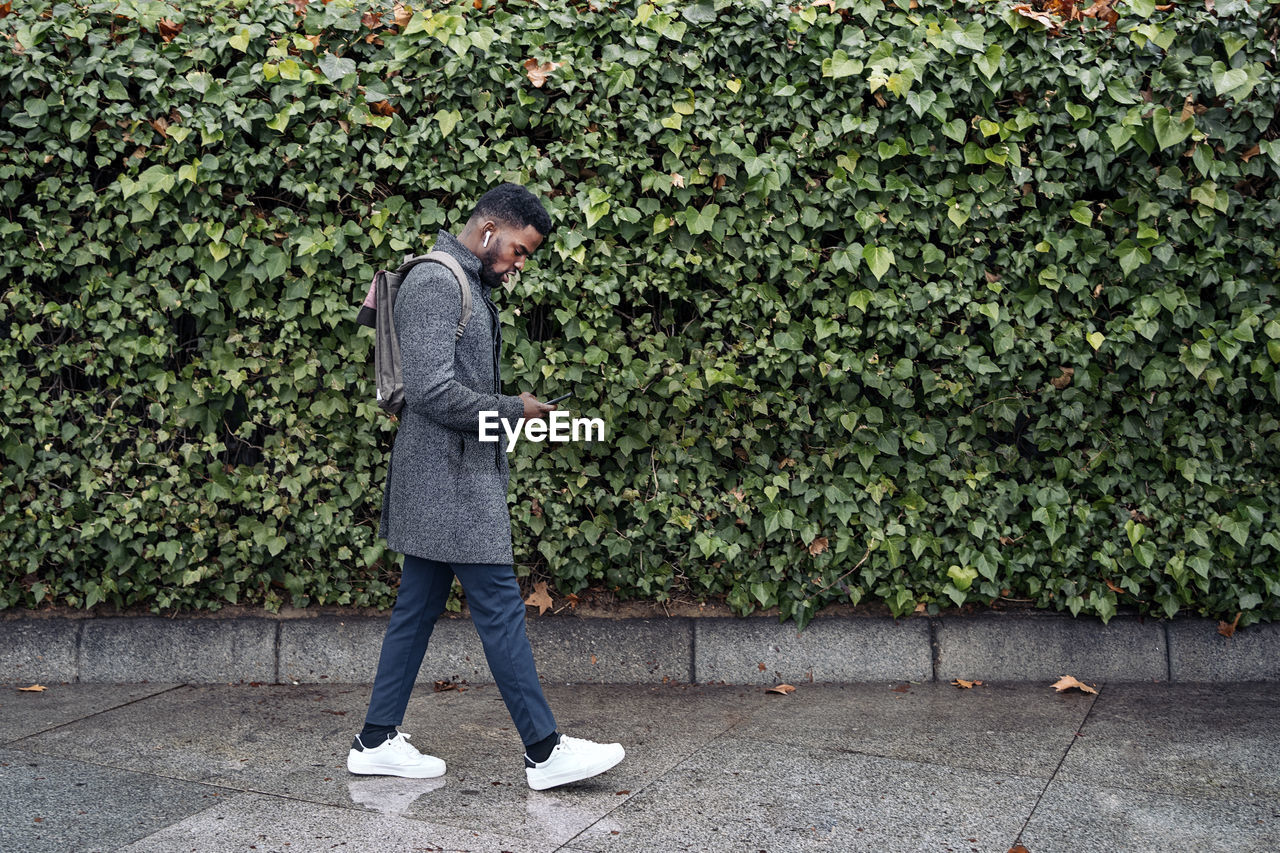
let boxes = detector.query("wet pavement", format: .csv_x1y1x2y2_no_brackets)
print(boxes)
1,680,1277,852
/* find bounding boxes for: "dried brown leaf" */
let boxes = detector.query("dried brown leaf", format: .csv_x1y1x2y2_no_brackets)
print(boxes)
0,2,11,19
18,684,47,692
524,580,553,615
779,457,796,469
1181,94,1196,123
1051,675,1098,695
670,172,685,188
890,683,911,693
1218,612,1241,638
952,679,984,689
432,680,466,693
393,3,412,28
524,58,563,88
1051,366,1074,390
157,18,183,42
1012,4,1062,34
1241,144,1261,163
369,100,396,117
808,536,829,556
1104,579,1124,594
362,10,383,28
766,684,796,695
1081,0,1119,28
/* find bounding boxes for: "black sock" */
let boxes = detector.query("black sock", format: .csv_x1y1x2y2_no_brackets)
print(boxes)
525,731,560,764
355,724,398,750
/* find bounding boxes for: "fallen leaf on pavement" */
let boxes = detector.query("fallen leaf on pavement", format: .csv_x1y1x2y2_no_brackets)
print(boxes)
433,679,467,693
1009,845,1031,853
952,679,984,689
524,581,553,615
890,683,911,693
1218,612,1241,638
18,684,47,693
765,684,796,695
1051,675,1098,695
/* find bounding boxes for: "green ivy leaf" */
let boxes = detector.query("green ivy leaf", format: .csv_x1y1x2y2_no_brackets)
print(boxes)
1151,107,1193,151
435,109,461,138
863,245,894,281
228,27,251,52
319,52,356,83
822,50,863,79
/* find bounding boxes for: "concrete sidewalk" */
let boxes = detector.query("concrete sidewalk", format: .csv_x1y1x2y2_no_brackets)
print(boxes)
5,611,1279,686
2,680,1277,853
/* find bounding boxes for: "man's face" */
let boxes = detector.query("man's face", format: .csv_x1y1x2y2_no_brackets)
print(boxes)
478,223,544,289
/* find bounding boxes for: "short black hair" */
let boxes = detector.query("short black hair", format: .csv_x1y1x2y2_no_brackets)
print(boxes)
470,182,552,236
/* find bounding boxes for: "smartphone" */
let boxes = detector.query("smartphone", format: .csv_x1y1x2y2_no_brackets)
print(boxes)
544,392,572,405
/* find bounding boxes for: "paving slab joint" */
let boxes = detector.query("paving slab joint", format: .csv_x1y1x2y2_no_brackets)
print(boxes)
74,618,86,683
689,619,697,684
928,618,941,683
1163,621,1172,682
274,620,283,684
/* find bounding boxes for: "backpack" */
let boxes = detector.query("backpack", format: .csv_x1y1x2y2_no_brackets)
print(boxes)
356,251,472,415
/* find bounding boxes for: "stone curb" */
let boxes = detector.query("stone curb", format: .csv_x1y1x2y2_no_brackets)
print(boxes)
2,612,1276,684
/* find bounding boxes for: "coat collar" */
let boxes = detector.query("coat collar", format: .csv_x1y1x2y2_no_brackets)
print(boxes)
433,229,487,293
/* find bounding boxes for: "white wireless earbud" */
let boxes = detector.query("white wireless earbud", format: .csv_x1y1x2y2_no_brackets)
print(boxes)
483,231,492,247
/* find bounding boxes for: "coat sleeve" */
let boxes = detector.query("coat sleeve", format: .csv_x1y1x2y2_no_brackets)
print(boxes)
394,264,525,435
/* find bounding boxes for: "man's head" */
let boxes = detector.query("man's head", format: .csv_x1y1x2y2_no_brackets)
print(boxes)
462,183,552,289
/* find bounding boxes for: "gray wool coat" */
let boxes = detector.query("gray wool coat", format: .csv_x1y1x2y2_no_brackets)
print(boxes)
378,230,526,564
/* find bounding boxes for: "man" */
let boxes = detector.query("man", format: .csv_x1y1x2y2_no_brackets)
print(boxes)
347,183,624,791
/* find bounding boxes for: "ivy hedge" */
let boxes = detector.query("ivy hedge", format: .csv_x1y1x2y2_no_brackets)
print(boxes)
2,0,1278,627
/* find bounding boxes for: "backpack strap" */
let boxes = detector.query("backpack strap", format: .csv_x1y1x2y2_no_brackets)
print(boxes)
424,252,473,340
393,251,474,340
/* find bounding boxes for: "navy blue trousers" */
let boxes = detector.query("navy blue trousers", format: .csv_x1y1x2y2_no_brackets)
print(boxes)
363,554,557,747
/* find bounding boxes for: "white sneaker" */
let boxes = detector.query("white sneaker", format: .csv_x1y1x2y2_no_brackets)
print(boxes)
525,735,625,790
347,732,446,779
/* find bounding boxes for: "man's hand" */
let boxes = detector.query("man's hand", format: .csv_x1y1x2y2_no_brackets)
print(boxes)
519,391,556,420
